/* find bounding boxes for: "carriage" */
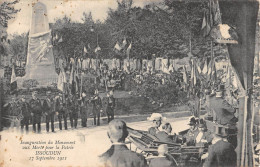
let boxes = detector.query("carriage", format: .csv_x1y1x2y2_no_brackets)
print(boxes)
126,127,207,167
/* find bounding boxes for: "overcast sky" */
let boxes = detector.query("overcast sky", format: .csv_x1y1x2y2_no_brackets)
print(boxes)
6,0,160,35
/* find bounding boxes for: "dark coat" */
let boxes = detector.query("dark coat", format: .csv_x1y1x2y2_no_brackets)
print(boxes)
99,144,147,167
20,101,31,118
148,127,159,136
156,131,174,143
42,98,54,115
204,140,236,167
29,98,42,123
209,96,237,125
106,96,116,114
149,156,176,167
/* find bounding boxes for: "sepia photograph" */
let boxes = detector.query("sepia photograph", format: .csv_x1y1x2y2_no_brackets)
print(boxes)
0,0,259,166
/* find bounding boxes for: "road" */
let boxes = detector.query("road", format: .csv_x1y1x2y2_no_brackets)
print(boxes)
0,116,190,167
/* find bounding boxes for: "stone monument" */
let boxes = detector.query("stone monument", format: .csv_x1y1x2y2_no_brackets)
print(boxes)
17,2,58,87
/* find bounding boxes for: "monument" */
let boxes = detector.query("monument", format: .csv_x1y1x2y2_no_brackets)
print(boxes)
17,2,58,87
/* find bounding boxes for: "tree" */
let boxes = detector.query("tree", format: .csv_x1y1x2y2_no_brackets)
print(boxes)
9,33,28,64
0,0,20,27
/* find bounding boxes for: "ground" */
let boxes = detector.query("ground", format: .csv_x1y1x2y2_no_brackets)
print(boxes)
0,116,189,167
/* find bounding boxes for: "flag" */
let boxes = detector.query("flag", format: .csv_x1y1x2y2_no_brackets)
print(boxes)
84,46,88,53
58,36,63,43
95,46,101,52
10,65,17,94
191,59,198,87
183,65,188,84
74,63,79,94
114,42,122,51
57,66,67,92
202,58,208,74
196,61,202,74
122,38,127,48
126,42,132,59
201,12,206,30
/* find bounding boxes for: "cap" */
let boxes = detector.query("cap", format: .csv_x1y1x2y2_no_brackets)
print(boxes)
188,117,197,125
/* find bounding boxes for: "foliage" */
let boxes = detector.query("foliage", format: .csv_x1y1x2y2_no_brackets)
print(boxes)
22,79,39,89
9,33,28,62
0,0,20,27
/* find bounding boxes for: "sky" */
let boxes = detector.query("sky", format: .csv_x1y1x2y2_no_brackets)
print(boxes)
6,0,159,35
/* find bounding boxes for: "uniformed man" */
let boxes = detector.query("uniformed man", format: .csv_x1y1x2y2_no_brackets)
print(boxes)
99,120,147,167
68,94,78,129
195,120,213,147
184,117,199,146
106,90,116,123
149,144,177,167
203,127,237,167
55,93,68,130
208,86,238,125
42,91,55,132
29,91,42,133
4,94,20,130
91,89,102,126
80,92,87,128
20,95,31,133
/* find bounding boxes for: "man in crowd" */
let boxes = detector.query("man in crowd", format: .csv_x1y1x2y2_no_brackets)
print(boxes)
149,144,177,167
80,92,88,128
67,95,78,129
203,127,237,167
20,95,30,133
184,117,199,146
91,89,102,126
209,86,238,125
106,90,116,123
55,93,68,130
4,94,20,130
99,119,147,167
29,91,42,133
42,91,55,133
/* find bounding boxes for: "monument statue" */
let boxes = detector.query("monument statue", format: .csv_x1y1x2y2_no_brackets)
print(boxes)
17,2,58,87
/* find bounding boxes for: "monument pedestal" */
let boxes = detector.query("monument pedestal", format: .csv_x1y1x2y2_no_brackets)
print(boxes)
18,2,58,88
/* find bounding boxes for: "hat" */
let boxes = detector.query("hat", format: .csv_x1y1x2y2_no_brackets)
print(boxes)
215,126,230,137
188,117,197,125
147,113,166,121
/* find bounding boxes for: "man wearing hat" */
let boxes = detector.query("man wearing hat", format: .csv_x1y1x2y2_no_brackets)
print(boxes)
4,94,20,130
203,127,236,167
208,85,238,125
20,95,31,133
55,92,68,130
149,144,177,167
99,120,147,167
42,91,55,132
29,91,43,133
195,119,213,147
91,89,102,126
148,113,165,136
184,117,199,146
106,90,116,123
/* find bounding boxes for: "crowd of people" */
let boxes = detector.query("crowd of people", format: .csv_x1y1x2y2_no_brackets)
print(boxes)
3,89,116,133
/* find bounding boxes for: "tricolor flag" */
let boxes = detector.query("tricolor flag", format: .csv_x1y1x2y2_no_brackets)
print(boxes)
84,46,88,53
58,36,63,43
183,65,188,84
95,46,101,53
202,58,208,74
10,65,17,94
122,38,127,48
126,42,132,59
114,42,122,51
57,66,67,92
